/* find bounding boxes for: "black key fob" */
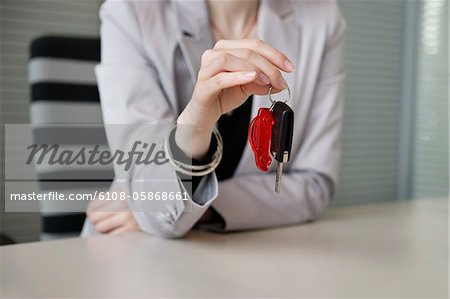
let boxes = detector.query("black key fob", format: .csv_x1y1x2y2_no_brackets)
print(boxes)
270,101,294,163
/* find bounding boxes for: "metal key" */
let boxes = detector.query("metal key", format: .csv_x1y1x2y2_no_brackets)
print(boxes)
270,101,294,194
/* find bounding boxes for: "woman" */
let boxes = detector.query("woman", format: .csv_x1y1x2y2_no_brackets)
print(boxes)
82,0,346,238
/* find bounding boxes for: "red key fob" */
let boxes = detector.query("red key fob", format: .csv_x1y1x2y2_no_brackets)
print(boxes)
248,108,275,172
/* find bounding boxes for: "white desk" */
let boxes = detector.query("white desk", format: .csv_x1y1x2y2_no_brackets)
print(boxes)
1,198,448,298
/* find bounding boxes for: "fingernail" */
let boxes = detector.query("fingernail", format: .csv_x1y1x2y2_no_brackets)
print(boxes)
243,71,257,78
284,60,295,72
279,77,288,89
259,73,271,84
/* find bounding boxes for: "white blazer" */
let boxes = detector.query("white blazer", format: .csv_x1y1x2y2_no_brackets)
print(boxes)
82,0,346,238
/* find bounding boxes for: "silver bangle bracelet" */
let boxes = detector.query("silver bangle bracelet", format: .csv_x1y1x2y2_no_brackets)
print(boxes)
164,125,223,176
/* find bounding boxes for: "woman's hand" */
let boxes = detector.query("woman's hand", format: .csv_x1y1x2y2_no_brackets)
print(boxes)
176,39,295,158
86,187,141,235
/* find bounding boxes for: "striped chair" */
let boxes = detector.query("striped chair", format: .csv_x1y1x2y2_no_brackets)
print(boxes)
29,36,113,240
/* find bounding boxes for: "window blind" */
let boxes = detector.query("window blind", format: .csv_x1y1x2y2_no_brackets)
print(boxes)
334,0,406,204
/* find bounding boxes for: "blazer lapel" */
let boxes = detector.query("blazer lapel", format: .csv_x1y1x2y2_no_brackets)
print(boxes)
173,0,213,85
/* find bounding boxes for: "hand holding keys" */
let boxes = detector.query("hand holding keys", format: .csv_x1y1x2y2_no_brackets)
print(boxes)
249,86,294,194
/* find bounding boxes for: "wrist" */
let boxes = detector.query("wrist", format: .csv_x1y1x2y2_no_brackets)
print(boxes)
175,114,214,160
177,100,220,131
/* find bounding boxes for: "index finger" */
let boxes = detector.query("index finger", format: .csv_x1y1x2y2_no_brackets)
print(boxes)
214,39,295,73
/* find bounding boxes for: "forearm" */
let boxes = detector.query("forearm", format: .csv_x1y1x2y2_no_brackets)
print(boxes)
126,163,219,238
212,170,333,231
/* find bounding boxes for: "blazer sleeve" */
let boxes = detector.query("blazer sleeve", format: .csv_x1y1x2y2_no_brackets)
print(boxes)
85,1,219,238
211,6,346,231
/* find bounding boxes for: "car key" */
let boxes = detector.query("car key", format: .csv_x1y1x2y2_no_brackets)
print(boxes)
248,107,275,172
270,101,294,194
248,85,294,194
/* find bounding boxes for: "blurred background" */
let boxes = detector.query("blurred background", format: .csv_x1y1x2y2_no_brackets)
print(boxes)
0,0,448,244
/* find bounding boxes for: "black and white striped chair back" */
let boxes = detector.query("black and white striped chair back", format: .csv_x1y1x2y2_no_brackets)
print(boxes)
29,36,113,240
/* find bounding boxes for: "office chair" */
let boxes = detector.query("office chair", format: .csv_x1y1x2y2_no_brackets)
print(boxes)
29,36,113,240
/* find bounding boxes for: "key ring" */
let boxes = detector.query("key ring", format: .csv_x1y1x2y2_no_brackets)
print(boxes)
268,85,291,105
